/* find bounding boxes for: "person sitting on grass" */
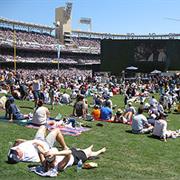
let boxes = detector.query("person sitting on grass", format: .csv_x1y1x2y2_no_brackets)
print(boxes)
37,144,106,173
152,113,180,142
123,102,136,124
73,94,86,118
100,104,112,121
31,100,50,126
125,102,136,115
103,95,113,109
60,91,71,105
113,109,128,124
8,96,29,122
91,105,101,120
7,125,68,164
131,107,153,134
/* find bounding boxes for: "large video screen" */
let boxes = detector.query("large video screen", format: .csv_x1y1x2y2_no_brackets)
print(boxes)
134,41,167,62
101,39,180,73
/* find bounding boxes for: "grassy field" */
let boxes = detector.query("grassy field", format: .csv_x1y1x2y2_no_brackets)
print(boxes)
0,95,180,180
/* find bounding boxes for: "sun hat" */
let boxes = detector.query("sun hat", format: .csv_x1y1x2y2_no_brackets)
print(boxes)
116,108,123,115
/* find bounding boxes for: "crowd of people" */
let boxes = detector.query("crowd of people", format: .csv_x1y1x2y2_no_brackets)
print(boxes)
0,27,101,54
72,37,100,50
0,67,179,176
0,54,79,64
0,27,58,50
0,68,179,125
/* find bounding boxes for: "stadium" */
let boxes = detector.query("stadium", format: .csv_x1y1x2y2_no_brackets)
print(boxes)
0,1,180,180
0,2,180,76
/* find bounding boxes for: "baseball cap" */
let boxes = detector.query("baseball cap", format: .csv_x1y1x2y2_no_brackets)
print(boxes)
7,149,20,164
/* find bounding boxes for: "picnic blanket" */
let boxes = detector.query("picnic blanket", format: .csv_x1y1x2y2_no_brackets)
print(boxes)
25,121,90,137
0,116,90,137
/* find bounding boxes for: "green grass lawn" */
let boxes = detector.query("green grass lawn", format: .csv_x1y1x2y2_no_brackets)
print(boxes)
0,95,180,180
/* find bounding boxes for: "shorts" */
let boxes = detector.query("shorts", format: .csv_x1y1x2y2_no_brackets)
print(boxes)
33,90,40,100
34,127,56,148
71,147,88,165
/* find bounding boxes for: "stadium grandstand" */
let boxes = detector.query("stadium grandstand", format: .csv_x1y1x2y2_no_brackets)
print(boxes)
0,2,180,74
0,15,101,72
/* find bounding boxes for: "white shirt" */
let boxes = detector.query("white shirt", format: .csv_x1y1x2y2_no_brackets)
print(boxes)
61,93,70,104
54,155,74,170
32,106,49,125
157,104,164,114
149,98,158,107
153,120,167,139
32,80,41,91
71,91,77,99
11,140,40,162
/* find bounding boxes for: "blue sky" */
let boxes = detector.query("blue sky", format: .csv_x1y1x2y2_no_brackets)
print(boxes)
0,0,180,35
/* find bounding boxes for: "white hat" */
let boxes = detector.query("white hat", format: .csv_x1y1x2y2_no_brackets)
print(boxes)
151,114,156,119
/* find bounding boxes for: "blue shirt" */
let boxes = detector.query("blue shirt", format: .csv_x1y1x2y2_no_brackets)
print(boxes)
100,107,112,120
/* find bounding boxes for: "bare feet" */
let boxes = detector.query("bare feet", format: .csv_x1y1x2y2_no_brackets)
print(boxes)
101,147,106,153
89,144,94,150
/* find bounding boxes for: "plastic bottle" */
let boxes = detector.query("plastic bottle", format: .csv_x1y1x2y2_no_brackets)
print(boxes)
76,159,83,172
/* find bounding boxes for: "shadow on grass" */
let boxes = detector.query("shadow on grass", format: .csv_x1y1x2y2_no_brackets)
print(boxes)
147,134,161,141
125,130,151,135
172,112,180,115
27,164,39,168
19,106,34,110
125,130,133,134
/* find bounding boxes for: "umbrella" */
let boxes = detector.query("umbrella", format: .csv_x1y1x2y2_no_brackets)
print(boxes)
126,66,138,70
151,69,161,74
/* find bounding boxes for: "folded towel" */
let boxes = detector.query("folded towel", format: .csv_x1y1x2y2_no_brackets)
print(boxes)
29,166,58,177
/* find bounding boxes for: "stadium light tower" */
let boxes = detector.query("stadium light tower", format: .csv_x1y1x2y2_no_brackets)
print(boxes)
55,2,72,44
79,17,92,32
54,2,73,76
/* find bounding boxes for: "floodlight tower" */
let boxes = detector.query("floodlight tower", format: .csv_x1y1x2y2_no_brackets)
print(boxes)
55,2,72,44
79,17,92,32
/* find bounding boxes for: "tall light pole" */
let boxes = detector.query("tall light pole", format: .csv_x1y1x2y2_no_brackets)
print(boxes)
13,30,16,72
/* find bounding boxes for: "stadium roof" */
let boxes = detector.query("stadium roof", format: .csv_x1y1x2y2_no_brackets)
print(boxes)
72,30,180,39
1,17,180,40
0,17,54,32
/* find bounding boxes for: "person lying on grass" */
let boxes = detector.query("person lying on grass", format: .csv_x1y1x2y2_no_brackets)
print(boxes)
7,125,68,164
36,144,106,173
